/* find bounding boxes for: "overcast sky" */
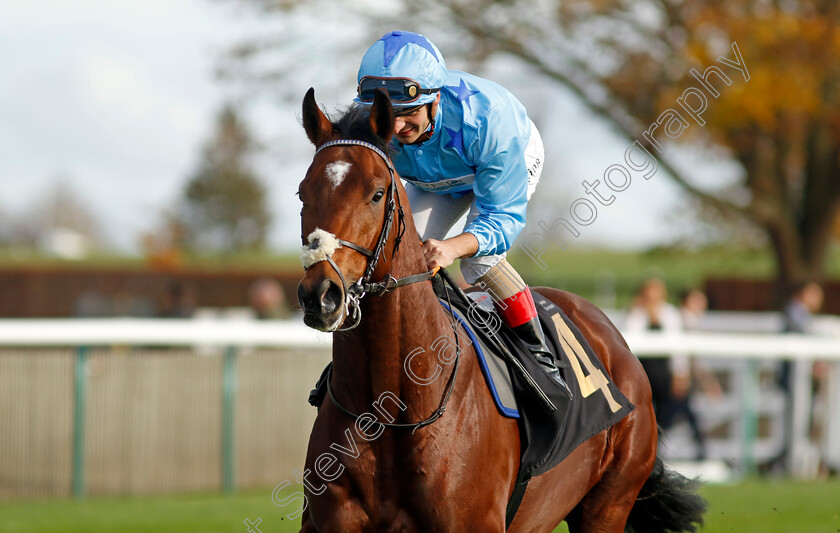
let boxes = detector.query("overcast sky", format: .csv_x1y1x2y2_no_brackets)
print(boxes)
0,1,740,254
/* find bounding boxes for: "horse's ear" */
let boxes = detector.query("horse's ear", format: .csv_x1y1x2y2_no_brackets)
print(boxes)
302,87,333,147
369,88,395,144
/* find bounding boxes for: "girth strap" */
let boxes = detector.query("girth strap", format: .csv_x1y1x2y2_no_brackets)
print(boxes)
505,469,532,529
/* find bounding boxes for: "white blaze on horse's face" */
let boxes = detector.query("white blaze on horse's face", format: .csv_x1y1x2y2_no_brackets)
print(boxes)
325,161,351,189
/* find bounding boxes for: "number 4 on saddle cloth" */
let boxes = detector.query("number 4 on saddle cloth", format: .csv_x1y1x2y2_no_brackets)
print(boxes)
308,278,635,481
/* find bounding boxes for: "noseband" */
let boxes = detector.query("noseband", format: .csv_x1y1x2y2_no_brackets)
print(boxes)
303,139,436,330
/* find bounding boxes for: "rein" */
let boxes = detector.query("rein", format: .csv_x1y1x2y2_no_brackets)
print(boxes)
325,289,461,434
308,138,460,432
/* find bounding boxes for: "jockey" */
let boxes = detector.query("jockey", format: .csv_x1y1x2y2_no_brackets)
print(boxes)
355,30,570,395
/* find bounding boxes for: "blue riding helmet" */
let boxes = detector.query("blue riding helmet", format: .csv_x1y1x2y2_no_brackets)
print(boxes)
355,31,447,108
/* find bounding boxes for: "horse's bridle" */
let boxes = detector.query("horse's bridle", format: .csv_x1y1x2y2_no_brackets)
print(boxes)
304,138,461,433
305,139,437,330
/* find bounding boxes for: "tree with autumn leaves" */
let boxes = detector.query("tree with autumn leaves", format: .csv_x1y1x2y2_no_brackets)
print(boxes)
226,0,839,284
439,0,840,285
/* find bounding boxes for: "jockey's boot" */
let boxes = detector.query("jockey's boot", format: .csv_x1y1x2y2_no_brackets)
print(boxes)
477,259,573,400
510,316,572,399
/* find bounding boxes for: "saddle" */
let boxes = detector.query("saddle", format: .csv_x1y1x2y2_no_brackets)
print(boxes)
432,280,634,477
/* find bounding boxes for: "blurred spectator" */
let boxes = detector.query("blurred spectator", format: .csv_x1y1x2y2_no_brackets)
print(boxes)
678,288,708,330
625,279,707,459
679,289,724,399
778,281,824,392
783,282,824,334
625,279,688,415
248,277,290,320
765,281,828,476
159,281,196,318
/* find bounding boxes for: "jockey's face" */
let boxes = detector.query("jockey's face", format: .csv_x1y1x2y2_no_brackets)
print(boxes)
393,94,439,144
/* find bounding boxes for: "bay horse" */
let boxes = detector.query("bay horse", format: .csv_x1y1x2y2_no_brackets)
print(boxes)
296,87,706,532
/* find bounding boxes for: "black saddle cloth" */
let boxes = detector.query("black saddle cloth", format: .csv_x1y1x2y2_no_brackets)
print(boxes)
440,283,634,477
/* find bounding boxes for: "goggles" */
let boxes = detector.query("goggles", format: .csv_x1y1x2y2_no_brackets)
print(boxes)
357,76,440,104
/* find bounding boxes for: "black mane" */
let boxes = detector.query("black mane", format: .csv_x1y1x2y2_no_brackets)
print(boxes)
332,104,392,155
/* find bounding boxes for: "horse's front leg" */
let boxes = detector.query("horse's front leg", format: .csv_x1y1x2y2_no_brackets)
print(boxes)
460,505,508,532
304,487,375,533
299,506,316,533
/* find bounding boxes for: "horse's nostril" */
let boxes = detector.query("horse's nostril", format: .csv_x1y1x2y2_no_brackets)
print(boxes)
320,279,343,315
297,282,315,312
299,278,344,320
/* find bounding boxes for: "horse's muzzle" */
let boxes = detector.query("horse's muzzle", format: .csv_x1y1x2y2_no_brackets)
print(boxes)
298,277,345,331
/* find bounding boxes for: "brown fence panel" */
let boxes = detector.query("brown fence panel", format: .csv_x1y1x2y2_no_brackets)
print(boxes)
84,349,224,496
0,350,75,499
705,278,840,313
0,267,302,318
236,348,329,489
0,345,330,500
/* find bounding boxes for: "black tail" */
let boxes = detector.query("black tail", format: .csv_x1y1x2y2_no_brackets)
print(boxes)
625,456,707,533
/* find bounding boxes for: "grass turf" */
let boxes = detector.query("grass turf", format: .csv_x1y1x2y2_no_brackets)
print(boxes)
2,479,839,532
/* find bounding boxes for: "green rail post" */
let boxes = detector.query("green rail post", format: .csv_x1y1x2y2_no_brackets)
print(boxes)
72,346,89,498
222,346,238,494
740,358,759,477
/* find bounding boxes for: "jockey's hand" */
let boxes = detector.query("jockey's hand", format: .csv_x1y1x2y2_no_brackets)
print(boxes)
422,239,459,269
422,233,479,270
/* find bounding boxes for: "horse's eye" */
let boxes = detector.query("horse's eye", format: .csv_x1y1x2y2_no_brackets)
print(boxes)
372,189,385,203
